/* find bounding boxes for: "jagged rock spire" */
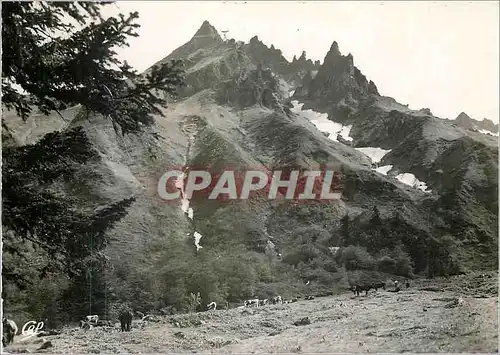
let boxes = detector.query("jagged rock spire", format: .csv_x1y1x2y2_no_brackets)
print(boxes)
322,40,344,68
329,41,341,56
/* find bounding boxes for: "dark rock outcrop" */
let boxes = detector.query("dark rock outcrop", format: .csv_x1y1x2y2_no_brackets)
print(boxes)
243,35,290,76
215,65,284,111
294,41,379,122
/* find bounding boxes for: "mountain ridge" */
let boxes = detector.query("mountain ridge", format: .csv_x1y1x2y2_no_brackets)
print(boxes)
455,111,498,133
2,19,497,318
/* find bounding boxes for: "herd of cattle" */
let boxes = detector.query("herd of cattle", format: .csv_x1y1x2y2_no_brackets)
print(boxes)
200,279,410,313
2,279,410,347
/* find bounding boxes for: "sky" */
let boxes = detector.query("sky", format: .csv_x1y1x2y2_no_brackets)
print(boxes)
102,1,499,123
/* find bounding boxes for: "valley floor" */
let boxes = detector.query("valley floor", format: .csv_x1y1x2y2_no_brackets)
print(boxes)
7,273,498,354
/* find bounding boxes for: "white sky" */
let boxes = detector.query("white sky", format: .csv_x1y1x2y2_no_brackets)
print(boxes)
103,1,499,123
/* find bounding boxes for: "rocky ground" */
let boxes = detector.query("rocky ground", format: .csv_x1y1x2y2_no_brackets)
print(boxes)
6,272,497,354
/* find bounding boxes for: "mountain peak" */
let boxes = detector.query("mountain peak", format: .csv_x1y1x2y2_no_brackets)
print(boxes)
457,112,472,120
322,40,343,67
329,41,340,55
455,112,498,132
249,35,262,45
293,39,379,119
455,112,474,128
192,20,222,42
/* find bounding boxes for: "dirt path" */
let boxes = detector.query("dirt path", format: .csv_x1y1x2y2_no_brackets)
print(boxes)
7,281,497,354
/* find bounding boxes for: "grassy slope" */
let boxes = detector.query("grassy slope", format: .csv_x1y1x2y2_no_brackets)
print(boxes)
7,272,497,354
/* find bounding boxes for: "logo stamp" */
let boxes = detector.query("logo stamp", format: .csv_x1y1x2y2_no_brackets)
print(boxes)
19,321,44,342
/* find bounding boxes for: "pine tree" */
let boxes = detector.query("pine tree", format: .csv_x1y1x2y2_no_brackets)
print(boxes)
2,2,184,132
1,2,185,296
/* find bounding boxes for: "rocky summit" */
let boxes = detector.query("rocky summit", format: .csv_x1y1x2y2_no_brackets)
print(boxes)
2,20,498,353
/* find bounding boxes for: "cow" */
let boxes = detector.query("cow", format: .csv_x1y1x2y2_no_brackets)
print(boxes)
393,280,401,292
141,315,159,323
371,282,386,291
95,320,113,327
207,302,217,311
80,320,91,330
352,285,372,296
405,280,410,288
270,296,283,305
2,318,18,346
258,299,268,307
86,315,99,324
244,299,259,308
119,310,133,332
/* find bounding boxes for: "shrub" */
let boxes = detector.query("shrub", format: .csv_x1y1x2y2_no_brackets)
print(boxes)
390,245,414,277
339,245,376,271
377,255,397,274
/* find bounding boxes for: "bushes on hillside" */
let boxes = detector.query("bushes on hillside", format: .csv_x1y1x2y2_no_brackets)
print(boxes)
338,245,376,271
425,235,463,278
282,244,321,266
375,245,414,277
335,244,415,277
376,255,397,274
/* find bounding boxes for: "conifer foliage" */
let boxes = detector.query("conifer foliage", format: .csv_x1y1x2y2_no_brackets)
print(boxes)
1,1,185,299
2,1,184,132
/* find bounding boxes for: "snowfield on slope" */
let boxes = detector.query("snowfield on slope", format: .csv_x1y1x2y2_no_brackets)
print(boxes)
374,164,393,175
479,129,499,137
396,173,431,193
289,99,432,193
354,147,391,164
290,100,353,142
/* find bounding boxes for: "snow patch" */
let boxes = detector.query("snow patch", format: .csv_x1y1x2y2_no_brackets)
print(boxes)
175,172,192,218
194,232,203,251
290,100,354,143
375,165,393,175
355,148,431,193
396,173,431,193
339,125,353,142
354,147,391,164
176,163,203,250
479,129,499,137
